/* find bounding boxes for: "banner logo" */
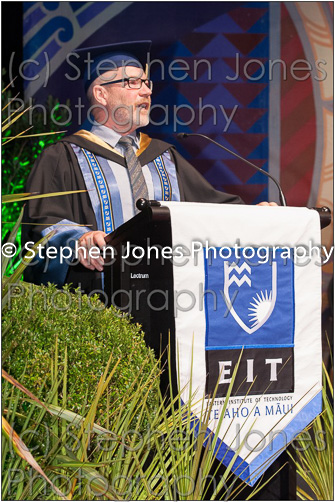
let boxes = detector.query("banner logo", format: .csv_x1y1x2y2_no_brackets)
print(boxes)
205,249,295,348
224,260,277,334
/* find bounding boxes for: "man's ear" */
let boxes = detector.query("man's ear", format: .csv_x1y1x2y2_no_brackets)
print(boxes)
93,85,108,106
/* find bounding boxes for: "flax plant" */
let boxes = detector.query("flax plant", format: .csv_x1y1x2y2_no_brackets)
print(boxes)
290,363,333,500
2,337,274,500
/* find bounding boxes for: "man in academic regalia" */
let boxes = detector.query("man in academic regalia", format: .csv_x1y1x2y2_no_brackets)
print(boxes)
22,40,247,293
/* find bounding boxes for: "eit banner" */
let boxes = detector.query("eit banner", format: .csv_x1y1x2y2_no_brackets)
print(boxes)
164,202,322,486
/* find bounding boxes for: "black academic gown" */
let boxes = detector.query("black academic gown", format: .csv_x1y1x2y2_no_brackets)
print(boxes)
22,132,243,292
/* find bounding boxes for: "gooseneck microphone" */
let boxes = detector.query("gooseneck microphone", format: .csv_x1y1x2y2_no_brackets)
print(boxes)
177,132,287,206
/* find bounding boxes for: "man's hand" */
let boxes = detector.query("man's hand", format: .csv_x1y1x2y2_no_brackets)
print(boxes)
257,202,278,206
77,231,107,271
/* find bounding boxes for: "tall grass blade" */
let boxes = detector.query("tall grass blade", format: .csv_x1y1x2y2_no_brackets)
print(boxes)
2,231,55,305
2,369,51,414
2,416,68,499
2,106,32,131
2,190,87,204
1,206,23,273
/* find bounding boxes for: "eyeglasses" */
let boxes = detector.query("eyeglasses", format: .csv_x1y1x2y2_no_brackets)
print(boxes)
100,77,153,90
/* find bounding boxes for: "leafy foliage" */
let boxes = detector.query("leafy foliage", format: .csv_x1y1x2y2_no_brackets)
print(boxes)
2,78,70,242
2,282,159,420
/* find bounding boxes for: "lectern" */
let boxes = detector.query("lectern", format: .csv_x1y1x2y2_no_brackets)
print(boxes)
104,202,177,393
104,200,330,497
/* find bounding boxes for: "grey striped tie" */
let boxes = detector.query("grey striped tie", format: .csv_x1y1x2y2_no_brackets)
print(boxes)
118,136,149,212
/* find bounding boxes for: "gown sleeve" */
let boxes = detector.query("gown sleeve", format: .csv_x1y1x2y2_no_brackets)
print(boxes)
21,142,96,288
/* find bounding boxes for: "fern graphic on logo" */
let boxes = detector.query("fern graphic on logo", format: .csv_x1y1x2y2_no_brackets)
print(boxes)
223,261,277,334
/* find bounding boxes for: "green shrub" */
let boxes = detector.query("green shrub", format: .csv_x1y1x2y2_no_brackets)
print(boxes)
2,282,159,420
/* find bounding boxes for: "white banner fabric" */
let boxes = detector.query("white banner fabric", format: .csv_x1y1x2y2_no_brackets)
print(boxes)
162,201,322,486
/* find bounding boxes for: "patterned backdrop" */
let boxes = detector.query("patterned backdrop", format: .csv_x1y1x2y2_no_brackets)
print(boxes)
22,1,333,287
